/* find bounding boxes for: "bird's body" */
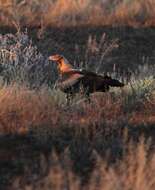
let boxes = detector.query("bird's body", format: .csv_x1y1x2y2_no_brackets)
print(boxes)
49,54,124,103
57,69,110,94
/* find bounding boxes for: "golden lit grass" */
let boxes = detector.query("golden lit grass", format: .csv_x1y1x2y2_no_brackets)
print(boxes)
0,81,154,135
0,85,120,134
111,0,155,26
1,0,155,28
87,139,155,190
0,80,154,189
0,85,61,134
12,138,155,190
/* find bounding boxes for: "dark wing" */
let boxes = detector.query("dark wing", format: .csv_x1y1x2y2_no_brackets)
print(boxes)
60,70,109,92
79,71,108,92
57,69,124,94
80,73,124,92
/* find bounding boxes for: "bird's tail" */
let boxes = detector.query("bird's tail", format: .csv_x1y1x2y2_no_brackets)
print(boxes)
104,76,125,87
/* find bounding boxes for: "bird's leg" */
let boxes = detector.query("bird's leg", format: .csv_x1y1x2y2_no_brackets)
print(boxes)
66,93,73,106
79,86,91,103
66,93,70,106
85,92,91,103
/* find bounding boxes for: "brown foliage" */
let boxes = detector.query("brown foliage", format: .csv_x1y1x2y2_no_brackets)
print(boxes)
0,84,154,135
1,0,155,29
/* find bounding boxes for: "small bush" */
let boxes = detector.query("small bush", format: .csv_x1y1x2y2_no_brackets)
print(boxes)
0,32,57,87
123,76,155,112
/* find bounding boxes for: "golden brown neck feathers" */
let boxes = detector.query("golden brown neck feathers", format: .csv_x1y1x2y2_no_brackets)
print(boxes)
49,54,73,74
57,58,73,74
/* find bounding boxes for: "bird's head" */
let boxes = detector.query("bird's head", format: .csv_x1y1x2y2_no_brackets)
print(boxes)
49,54,63,62
48,54,73,73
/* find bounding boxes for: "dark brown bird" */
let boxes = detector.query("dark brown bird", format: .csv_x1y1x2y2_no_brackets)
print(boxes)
49,54,124,103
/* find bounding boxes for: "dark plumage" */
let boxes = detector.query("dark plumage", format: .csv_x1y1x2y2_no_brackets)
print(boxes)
49,54,124,103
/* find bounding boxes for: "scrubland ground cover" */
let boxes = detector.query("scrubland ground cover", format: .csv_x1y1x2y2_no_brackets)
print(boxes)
0,25,155,189
0,0,155,187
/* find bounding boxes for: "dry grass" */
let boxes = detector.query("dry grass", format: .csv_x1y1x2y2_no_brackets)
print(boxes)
0,83,153,189
0,78,154,135
89,139,155,190
0,27,155,190
11,139,155,190
1,0,155,29
0,85,61,134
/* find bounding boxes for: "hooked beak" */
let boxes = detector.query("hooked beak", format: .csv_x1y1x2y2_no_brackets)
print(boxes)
48,56,55,61
48,55,62,63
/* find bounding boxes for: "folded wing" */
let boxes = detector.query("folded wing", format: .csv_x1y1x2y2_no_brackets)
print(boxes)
57,69,124,94
57,72,84,91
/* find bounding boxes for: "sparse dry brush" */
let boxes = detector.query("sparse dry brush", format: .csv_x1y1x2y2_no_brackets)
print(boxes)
0,32,155,189
0,32,57,86
1,0,155,28
0,78,154,135
10,139,155,190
